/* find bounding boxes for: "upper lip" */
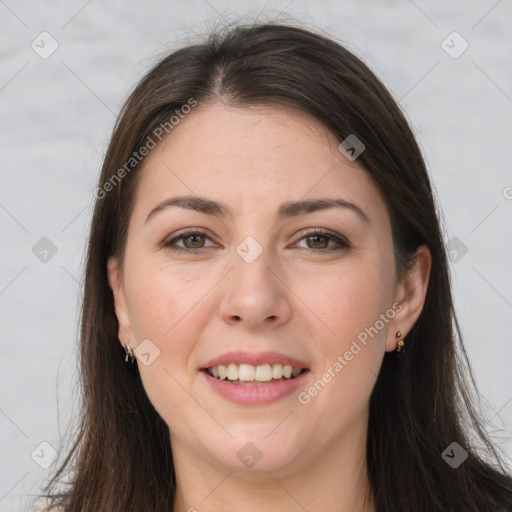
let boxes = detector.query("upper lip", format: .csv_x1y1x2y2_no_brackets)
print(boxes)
201,350,308,369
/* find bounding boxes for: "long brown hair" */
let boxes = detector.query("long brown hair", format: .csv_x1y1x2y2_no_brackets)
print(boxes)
37,20,512,511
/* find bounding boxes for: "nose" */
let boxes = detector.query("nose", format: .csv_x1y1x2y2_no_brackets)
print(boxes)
218,248,292,331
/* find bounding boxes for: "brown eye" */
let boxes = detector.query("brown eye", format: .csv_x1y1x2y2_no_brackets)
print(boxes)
305,234,330,249
163,230,215,253
181,234,206,249
296,230,351,252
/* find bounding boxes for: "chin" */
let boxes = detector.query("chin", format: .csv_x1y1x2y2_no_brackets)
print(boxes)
204,425,307,475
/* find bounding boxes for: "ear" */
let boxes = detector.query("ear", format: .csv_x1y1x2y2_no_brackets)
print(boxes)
385,244,432,352
107,256,133,348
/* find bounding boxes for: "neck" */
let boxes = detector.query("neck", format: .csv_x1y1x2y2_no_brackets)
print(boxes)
171,409,376,512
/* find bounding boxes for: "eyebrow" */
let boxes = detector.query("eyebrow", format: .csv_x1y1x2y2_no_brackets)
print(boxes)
144,195,369,224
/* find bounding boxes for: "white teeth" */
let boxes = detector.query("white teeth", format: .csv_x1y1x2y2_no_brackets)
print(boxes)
207,363,304,382
218,365,228,380
227,363,238,381
272,363,283,379
292,367,302,378
255,364,273,381
238,364,255,381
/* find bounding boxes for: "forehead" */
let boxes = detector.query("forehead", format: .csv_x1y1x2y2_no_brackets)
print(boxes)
132,102,388,223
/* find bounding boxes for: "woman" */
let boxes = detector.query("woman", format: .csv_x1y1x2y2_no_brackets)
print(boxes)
39,21,512,511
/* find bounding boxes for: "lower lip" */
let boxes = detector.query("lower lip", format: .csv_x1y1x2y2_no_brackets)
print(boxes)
202,370,309,406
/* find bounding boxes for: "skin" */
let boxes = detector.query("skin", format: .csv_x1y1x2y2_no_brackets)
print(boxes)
108,102,431,512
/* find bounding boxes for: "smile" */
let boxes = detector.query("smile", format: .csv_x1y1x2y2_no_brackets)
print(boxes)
204,363,306,385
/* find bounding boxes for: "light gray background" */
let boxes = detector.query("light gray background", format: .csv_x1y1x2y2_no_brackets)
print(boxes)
1,1,511,510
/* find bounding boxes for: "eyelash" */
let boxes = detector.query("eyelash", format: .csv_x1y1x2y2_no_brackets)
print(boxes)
162,228,351,254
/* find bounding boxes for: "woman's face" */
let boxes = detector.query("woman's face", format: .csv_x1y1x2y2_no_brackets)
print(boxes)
108,103,426,476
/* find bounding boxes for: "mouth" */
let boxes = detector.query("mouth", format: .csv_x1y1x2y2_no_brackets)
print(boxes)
203,363,308,386
200,350,310,405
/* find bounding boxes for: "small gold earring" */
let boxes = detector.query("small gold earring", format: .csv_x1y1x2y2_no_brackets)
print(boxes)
396,331,405,358
124,341,135,365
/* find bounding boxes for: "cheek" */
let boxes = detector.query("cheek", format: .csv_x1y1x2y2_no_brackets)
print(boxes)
125,257,205,340
296,257,394,403
309,259,395,345
124,263,212,428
